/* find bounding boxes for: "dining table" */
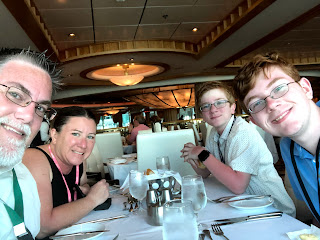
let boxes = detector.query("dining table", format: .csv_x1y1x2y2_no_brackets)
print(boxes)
104,156,138,186
65,176,309,240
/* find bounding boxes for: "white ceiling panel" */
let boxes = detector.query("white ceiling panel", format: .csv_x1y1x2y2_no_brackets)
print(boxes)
135,24,179,40
33,0,91,9
93,0,146,8
50,27,94,41
95,26,137,41
174,22,219,37
146,0,197,6
39,9,93,28
94,8,143,26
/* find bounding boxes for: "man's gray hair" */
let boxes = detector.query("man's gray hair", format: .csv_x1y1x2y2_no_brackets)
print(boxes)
0,48,63,95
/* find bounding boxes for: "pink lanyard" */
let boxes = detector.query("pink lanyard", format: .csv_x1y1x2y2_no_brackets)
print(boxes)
48,145,79,203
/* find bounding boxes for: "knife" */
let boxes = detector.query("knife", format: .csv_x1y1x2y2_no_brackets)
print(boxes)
213,211,283,226
222,195,271,203
49,230,110,239
72,214,129,226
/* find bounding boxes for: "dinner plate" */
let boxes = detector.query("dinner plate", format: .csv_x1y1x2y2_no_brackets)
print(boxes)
228,195,274,210
122,153,137,158
110,158,127,164
53,223,105,240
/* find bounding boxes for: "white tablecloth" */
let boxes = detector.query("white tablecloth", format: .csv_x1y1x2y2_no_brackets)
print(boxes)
72,177,308,240
106,161,138,185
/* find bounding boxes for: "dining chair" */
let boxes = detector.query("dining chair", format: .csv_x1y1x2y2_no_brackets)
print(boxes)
187,122,203,146
95,132,124,159
86,144,105,185
136,129,196,176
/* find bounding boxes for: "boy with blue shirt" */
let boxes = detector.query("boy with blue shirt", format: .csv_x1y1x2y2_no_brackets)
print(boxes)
233,52,320,224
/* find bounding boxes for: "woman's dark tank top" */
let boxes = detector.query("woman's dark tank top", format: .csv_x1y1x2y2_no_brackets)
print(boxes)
32,147,84,207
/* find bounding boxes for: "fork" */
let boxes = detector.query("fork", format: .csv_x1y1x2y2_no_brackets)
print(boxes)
211,224,229,240
210,195,235,203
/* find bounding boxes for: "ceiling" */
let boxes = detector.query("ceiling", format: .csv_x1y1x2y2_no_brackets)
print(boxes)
1,0,320,116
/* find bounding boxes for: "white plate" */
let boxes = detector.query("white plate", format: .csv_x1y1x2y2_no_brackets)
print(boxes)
110,158,127,164
122,153,137,158
228,195,274,210
53,223,105,240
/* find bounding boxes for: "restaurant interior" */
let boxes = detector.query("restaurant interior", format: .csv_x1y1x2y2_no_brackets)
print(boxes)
2,0,320,238
1,0,320,128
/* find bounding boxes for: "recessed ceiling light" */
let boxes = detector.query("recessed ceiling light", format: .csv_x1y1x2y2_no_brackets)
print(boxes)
192,28,198,32
68,33,76,37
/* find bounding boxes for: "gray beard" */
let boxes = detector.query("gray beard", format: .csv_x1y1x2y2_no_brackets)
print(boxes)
0,138,27,168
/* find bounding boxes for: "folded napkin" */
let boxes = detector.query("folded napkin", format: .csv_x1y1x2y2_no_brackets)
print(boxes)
287,225,320,240
120,170,182,190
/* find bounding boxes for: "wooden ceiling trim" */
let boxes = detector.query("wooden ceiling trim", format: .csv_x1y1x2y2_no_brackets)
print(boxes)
219,4,320,67
60,40,197,62
195,0,276,58
2,0,59,59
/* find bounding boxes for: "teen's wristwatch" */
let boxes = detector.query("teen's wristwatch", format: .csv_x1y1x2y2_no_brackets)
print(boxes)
198,149,210,162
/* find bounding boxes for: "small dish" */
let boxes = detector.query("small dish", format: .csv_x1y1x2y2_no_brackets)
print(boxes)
228,195,274,210
110,158,127,164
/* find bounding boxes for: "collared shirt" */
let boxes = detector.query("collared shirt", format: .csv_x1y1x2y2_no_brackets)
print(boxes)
0,163,40,239
206,115,296,216
128,124,150,144
280,101,320,218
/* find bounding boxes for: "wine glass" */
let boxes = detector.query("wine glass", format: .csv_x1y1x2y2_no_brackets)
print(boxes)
156,156,171,176
129,170,148,213
181,175,207,229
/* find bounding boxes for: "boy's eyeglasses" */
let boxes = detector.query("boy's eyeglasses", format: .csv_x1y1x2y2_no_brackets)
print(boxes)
248,82,296,114
200,99,229,112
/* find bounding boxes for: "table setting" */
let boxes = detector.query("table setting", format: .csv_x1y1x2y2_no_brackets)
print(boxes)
51,167,311,240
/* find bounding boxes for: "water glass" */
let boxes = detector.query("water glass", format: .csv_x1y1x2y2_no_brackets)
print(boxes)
163,199,198,240
181,175,207,230
181,175,207,214
156,156,170,176
129,170,148,212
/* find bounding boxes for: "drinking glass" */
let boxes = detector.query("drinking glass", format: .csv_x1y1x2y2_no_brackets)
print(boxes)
181,175,207,228
162,199,198,240
156,156,170,176
129,170,148,213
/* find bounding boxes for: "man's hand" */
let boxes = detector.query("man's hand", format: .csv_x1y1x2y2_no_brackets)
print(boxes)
180,142,205,168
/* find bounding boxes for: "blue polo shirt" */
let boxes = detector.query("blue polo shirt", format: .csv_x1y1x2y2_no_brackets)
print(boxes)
280,101,320,219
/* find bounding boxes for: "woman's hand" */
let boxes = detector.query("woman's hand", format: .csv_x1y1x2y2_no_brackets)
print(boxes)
86,179,110,206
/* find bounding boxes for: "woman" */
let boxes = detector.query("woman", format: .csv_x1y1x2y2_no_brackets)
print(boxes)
23,106,110,239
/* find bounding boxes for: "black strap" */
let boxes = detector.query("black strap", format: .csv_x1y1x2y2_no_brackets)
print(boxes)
290,140,320,223
218,116,236,164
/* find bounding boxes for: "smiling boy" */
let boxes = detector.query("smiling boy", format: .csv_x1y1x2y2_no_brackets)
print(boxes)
233,52,320,223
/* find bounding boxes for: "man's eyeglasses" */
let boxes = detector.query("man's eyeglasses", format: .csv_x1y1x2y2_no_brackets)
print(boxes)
200,99,229,112
248,82,296,114
0,84,57,121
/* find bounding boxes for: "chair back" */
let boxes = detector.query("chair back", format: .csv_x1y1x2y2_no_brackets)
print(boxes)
136,129,196,176
86,144,105,178
187,122,202,146
95,132,124,159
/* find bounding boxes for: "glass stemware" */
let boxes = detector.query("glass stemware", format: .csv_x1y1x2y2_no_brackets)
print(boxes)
156,156,171,176
129,170,148,213
181,175,207,229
